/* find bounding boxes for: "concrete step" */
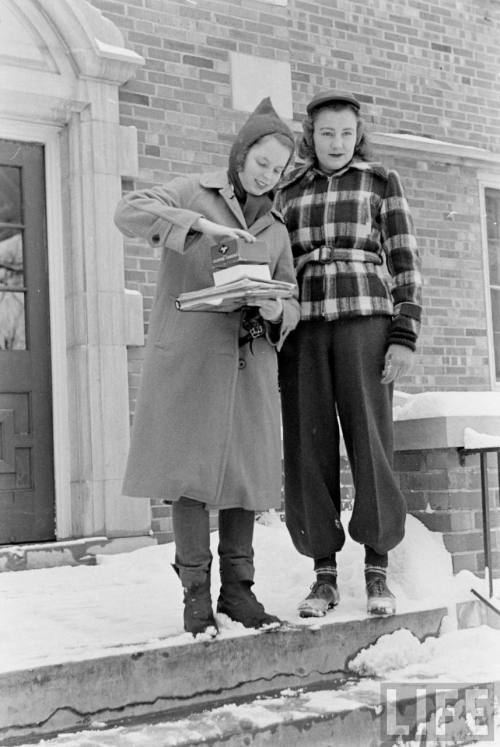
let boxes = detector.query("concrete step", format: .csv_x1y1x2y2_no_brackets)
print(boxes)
0,606,450,744
39,677,497,747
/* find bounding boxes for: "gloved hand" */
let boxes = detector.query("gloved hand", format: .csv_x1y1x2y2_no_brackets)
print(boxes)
257,298,283,323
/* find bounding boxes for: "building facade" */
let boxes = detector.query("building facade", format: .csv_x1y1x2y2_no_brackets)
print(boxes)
0,0,499,554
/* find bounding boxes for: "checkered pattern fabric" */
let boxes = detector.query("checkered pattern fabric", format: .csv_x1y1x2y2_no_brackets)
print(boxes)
275,160,422,349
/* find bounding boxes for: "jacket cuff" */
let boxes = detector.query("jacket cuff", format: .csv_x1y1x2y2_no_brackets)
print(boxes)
265,301,296,351
147,212,203,251
388,312,420,351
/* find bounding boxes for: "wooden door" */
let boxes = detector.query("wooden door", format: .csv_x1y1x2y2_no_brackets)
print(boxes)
0,139,55,544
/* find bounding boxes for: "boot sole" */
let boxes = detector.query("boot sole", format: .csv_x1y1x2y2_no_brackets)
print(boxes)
298,598,339,618
367,601,396,616
216,604,280,629
191,624,218,639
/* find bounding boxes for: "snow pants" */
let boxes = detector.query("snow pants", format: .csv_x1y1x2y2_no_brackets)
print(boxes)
278,316,406,559
172,496,255,587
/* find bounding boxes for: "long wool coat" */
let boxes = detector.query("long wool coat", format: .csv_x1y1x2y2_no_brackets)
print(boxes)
114,171,300,510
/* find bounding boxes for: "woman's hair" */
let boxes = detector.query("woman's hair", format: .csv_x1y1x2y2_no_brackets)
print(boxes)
298,102,372,162
232,131,295,172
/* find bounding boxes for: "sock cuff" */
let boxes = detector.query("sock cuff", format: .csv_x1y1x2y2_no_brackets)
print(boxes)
316,566,337,577
365,565,387,576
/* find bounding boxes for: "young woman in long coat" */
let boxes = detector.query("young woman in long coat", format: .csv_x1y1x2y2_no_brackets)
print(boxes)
114,99,300,636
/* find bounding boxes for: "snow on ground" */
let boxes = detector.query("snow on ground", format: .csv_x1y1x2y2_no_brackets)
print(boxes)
3,511,500,746
0,511,489,674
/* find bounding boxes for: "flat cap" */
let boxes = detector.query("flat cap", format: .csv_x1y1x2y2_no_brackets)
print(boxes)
306,90,361,115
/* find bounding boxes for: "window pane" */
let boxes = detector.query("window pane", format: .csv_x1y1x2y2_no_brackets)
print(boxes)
0,229,24,288
0,165,22,225
485,189,500,286
0,291,26,349
491,288,500,380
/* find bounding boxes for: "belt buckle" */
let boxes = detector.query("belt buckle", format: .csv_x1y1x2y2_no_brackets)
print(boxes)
317,245,333,264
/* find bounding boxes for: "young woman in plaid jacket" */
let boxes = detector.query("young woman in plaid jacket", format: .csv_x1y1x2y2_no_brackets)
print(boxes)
275,91,422,617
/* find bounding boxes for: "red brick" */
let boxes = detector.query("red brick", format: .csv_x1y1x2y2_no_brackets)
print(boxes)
443,531,485,554
412,510,474,533
451,552,480,575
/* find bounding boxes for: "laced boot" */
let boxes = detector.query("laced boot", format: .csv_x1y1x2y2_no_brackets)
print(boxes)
365,566,396,616
172,564,218,637
298,571,340,618
217,562,280,628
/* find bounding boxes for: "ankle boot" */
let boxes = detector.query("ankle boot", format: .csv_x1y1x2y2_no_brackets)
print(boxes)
298,571,340,618
217,561,280,629
172,564,218,636
365,565,396,616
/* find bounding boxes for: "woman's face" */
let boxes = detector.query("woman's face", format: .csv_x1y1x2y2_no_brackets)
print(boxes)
238,135,292,195
312,106,358,173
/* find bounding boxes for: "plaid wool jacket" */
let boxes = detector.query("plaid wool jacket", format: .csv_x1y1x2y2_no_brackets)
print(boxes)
275,159,422,350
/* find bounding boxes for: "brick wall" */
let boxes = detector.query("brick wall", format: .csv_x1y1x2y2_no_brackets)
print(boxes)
90,0,500,403
394,448,500,577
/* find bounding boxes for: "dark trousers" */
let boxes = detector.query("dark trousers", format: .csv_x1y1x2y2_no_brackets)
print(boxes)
172,496,255,587
278,316,406,559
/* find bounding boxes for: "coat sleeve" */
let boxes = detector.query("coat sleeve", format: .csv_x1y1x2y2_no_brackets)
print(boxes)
114,177,204,253
265,225,301,351
381,170,423,351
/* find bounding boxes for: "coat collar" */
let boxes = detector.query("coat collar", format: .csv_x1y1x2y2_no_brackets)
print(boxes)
279,158,389,189
199,171,284,230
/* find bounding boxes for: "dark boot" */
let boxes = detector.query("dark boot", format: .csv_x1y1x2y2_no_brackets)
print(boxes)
172,564,218,637
217,560,280,628
217,508,280,628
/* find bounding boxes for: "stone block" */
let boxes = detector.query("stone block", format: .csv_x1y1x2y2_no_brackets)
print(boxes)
230,52,293,119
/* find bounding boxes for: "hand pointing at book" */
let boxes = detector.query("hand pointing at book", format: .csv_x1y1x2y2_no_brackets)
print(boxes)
193,217,256,243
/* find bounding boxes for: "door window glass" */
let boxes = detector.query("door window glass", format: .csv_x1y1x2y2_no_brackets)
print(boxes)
0,165,26,349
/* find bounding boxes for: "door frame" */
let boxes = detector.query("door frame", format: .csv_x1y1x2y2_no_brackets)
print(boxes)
0,0,151,544
0,121,71,537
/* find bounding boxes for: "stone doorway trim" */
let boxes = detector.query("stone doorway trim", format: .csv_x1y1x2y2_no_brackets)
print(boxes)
0,0,149,540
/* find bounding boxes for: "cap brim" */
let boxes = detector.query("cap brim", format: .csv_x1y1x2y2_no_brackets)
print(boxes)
306,94,360,114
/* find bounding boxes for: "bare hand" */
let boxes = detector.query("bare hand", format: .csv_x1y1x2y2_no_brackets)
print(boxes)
381,344,414,384
194,217,255,243
257,298,283,322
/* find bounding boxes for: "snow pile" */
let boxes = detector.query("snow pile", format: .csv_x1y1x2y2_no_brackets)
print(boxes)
348,625,500,682
463,427,500,450
393,391,500,421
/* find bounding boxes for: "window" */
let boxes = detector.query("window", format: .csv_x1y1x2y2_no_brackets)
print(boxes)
485,188,500,382
0,164,26,349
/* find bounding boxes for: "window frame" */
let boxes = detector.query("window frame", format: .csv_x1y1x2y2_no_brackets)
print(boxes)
478,174,500,390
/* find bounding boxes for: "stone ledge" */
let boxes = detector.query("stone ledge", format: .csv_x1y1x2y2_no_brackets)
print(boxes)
395,415,500,452
0,607,447,744
0,535,156,573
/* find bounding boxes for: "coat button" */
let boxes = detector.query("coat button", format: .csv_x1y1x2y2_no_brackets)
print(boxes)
238,358,246,369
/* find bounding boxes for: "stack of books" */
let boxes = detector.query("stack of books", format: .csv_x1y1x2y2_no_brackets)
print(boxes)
175,277,296,312
211,237,271,285
176,238,296,312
